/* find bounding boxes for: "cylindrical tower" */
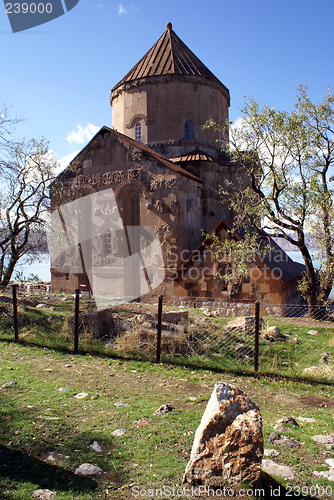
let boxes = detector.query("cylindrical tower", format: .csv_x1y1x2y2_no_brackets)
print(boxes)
110,23,230,158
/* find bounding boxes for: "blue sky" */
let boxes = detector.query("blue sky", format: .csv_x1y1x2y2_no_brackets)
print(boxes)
1,0,333,172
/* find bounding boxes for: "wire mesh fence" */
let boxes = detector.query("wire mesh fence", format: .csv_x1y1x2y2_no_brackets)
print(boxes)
0,283,333,383
258,304,334,381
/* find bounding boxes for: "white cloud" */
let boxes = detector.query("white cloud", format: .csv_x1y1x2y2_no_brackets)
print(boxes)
230,116,244,131
56,150,81,174
118,4,128,15
66,124,100,145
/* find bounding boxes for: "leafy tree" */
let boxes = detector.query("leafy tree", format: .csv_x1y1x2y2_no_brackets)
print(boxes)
205,85,334,307
0,105,57,287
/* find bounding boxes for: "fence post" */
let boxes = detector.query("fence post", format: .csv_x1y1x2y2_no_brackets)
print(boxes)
156,295,163,363
254,300,260,373
74,289,81,354
12,284,19,343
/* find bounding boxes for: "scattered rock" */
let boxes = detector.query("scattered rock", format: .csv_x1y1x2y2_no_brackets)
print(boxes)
223,317,264,335
64,308,116,339
262,459,295,479
112,428,127,437
320,356,329,364
57,387,67,392
267,432,280,444
261,326,286,342
312,435,334,446
114,401,129,407
297,416,317,423
1,380,17,388
90,441,102,452
155,310,188,323
263,449,280,457
133,417,151,427
36,304,48,309
313,470,334,481
46,452,69,461
74,393,88,399
182,382,263,486
276,417,299,427
302,366,319,375
307,330,319,335
267,432,302,449
31,490,55,499
74,463,103,475
153,404,175,416
325,459,334,469
194,317,212,326
118,320,133,332
273,424,290,433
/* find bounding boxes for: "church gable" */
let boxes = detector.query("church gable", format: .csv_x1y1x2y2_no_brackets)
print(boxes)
53,126,201,205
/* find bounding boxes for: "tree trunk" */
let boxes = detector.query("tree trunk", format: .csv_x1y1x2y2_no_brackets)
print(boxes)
0,255,18,287
298,237,319,314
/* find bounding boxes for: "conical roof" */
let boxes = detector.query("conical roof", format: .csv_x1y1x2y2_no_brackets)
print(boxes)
111,22,229,98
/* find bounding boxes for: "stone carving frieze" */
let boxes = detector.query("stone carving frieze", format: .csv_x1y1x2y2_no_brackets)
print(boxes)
150,177,177,191
76,168,142,188
58,168,143,197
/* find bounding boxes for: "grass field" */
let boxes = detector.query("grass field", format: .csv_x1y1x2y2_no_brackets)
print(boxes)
0,293,333,499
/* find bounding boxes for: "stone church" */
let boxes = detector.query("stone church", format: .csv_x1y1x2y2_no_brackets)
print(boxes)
50,22,305,308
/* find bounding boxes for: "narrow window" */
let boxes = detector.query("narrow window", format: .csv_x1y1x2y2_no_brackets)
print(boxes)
185,119,195,140
221,211,227,219
104,230,112,255
135,122,141,143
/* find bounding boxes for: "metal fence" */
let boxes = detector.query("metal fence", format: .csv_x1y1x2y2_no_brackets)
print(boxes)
0,284,333,383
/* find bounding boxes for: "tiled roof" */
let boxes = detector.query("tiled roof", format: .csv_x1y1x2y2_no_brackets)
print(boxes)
111,22,228,97
169,150,214,163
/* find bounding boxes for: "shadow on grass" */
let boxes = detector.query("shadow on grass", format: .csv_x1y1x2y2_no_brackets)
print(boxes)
0,445,98,495
0,335,333,387
257,471,318,500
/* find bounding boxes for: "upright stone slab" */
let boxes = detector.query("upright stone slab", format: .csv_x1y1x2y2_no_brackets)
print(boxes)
182,382,263,486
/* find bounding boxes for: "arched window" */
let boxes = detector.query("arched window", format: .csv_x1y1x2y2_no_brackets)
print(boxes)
184,119,195,140
135,122,141,143
221,211,227,219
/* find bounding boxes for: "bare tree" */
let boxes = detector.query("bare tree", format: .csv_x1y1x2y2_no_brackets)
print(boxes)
0,106,57,286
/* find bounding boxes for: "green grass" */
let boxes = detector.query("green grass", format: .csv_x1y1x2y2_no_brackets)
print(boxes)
0,293,334,498
0,343,333,499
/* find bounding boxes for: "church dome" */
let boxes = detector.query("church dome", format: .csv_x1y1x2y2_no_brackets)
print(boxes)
110,23,230,157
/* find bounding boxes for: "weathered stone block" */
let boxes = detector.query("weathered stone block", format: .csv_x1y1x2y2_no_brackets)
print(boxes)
182,382,263,486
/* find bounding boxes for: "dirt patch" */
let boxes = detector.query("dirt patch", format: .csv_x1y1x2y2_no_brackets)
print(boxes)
300,395,334,409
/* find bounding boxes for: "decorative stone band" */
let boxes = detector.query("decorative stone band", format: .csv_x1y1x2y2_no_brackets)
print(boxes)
150,178,177,191
110,74,230,105
75,168,142,188
55,169,143,198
